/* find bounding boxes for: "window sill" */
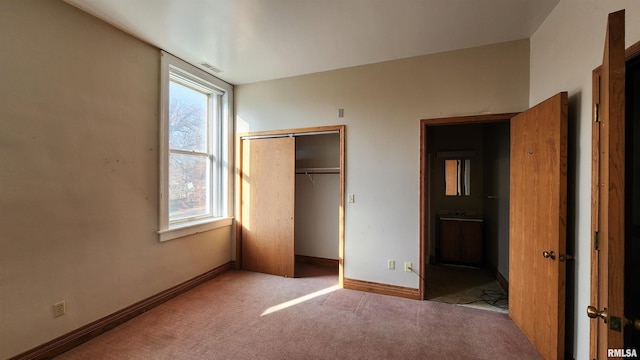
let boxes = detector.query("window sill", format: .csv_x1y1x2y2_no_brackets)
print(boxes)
158,217,234,242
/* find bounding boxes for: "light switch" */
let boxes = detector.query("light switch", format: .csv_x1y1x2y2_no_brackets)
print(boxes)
348,194,355,203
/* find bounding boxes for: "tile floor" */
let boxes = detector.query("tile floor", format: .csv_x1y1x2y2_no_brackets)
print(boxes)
424,264,508,313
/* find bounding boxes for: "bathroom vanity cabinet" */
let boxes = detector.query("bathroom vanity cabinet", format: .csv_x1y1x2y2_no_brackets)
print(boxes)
439,218,483,265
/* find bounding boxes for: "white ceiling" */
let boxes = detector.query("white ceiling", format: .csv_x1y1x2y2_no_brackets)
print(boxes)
63,0,559,85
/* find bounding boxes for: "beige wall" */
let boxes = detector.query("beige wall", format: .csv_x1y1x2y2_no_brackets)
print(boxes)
530,1,640,358
236,40,530,288
0,1,232,357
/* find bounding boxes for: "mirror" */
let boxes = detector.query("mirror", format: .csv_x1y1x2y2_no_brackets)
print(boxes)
445,159,471,196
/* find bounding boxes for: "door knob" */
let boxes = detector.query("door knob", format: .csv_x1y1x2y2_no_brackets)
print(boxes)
587,305,608,322
542,250,556,260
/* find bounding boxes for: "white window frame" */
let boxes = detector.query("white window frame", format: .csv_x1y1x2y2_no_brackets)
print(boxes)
158,51,233,242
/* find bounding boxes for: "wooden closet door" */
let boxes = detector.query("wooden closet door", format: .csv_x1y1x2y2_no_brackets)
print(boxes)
241,137,295,277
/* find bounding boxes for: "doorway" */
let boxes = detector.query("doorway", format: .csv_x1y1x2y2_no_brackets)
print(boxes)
421,95,569,360
294,133,341,277
420,114,516,298
421,117,511,312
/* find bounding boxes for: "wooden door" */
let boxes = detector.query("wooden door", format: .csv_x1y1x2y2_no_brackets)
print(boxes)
509,92,568,360
590,10,626,359
241,137,295,277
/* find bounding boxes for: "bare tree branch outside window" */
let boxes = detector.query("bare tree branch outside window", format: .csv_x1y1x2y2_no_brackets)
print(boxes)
168,81,210,221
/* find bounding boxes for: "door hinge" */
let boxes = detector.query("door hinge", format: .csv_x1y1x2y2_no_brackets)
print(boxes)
594,103,600,123
594,231,600,251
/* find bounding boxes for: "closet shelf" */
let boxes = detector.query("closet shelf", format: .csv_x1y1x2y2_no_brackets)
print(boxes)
295,167,340,174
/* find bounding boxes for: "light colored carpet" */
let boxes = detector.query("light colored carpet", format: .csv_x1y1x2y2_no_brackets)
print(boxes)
56,264,539,360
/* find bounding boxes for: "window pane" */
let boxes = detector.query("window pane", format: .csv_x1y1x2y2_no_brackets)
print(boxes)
169,153,210,221
169,81,208,152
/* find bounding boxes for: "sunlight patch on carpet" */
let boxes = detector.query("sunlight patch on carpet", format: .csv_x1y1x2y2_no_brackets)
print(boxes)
261,285,340,316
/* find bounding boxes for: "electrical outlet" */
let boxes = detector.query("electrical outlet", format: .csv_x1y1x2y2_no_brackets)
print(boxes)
348,194,355,203
404,262,412,272
388,260,395,270
53,301,66,318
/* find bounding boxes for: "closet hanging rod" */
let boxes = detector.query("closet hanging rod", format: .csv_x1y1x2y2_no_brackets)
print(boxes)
295,167,340,174
241,130,339,140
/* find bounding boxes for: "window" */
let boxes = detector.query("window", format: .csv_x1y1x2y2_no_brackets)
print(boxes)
159,52,233,241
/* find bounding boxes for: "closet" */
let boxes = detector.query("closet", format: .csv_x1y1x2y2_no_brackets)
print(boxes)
295,133,340,268
239,126,344,278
